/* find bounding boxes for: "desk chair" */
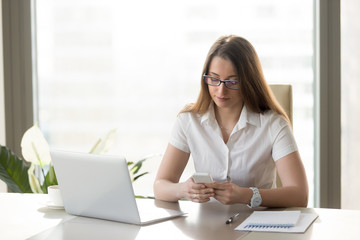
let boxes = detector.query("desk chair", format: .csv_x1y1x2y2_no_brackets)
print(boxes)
269,84,293,187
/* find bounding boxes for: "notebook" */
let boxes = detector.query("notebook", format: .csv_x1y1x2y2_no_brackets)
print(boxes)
50,149,186,225
235,210,318,233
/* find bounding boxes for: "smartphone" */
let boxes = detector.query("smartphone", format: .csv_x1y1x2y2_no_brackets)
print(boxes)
192,172,214,183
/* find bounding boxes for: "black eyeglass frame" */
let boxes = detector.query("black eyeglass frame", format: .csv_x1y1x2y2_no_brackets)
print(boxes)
203,74,241,90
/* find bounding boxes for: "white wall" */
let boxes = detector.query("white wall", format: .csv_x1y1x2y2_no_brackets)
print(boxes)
0,1,8,192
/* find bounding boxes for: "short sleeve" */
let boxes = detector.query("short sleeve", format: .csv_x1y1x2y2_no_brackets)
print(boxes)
169,114,191,153
271,118,298,161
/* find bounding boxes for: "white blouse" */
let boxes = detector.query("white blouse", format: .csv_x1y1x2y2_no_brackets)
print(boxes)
169,104,298,189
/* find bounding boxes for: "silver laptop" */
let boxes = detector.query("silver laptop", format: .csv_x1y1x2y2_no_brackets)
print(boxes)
50,150,186,225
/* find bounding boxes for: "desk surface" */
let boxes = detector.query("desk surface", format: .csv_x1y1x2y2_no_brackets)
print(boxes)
1,193,360,240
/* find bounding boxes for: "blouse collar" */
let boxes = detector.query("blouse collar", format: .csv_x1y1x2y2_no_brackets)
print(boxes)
201,102,261,131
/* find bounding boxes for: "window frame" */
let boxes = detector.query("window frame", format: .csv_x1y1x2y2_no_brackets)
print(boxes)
314,0,341,208
2,0,35,157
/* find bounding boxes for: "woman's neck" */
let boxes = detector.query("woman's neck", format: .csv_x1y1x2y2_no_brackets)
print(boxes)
214,104,243,131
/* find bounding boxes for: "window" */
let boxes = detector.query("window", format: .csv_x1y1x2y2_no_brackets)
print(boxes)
34,0,314,202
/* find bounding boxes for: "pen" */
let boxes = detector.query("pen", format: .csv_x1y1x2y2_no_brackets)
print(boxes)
226,212,240,224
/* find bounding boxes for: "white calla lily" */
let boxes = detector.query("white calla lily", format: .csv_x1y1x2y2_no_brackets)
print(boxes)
28,163,43,193
21,124,51,166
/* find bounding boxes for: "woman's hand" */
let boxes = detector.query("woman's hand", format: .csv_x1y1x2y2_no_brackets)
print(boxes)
182,178,215,203
206,182,245,205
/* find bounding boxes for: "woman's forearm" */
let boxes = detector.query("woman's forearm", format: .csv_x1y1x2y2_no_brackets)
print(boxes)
153,179,185,202
259,186,308,207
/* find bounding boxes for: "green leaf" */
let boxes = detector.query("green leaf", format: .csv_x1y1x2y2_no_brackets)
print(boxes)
44,164,58,193
133,172,149,182
89,128,117,154
130,159,146,175
89,138,102,154
135,195,155,199
0,145,32,193
128,154,160,182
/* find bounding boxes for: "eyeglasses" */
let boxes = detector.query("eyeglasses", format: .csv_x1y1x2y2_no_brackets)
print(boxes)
203,74,240,90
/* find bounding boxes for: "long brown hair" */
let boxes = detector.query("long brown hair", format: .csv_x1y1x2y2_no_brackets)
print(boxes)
181,35,290,124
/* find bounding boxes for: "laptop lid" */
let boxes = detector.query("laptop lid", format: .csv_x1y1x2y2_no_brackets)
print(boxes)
50,150,185,225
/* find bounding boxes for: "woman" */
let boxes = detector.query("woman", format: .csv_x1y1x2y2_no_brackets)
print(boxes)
154,35,308,207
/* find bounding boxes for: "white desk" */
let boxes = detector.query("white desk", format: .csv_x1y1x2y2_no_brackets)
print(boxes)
1,193,360,240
